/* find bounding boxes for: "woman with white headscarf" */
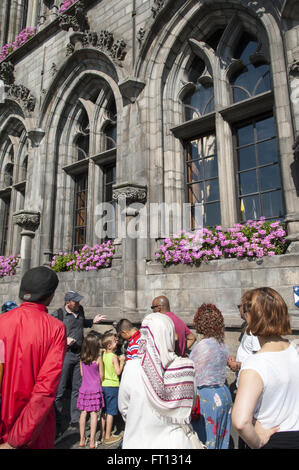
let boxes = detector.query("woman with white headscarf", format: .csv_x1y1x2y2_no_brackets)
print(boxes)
118,312,196,449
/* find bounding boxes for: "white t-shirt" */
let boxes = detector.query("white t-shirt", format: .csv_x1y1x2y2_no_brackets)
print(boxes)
241,343,299,432
236,331,260,364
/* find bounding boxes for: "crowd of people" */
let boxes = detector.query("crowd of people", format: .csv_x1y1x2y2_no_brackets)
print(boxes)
0,265,299,450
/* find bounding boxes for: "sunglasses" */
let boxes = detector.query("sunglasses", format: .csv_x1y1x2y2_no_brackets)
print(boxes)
151,305,160,309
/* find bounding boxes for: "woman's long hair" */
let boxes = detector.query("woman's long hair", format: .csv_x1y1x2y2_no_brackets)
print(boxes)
193,303,225,343
80,333,101,365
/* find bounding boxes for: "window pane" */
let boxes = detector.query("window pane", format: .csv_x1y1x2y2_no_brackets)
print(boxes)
204,156,218,179
205,202,221,227
255,70,271,95
188,182,204,204
257,139,278,165
259,164,281,192
256,116,275,141
261,190,284,219
233,87,251,103
205,179,219,202
186,134,220,228
237,124,254,147
187,160,203,183
234,34,258,63
204,134,217,156
240,195,260,221
238,145,256,171
239,169,258,195
184,78,214,120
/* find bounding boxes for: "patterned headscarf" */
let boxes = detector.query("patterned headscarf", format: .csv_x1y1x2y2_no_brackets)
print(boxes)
138,312,195,424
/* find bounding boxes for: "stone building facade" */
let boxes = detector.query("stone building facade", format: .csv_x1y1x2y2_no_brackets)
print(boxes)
0,0,299,340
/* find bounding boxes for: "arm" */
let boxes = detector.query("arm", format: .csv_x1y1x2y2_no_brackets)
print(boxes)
112,354,125,376
97,356,104,383
186,331,196,350
80,361,83,377
7,323,67,449
232,369,279,448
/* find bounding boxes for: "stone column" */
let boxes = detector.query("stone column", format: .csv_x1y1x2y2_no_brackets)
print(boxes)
13,210,40,275
283,25,299,252
113,183,147,319
26,0,40,27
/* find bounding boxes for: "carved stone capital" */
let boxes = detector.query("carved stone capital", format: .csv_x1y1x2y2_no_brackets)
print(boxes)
27,128,45,148
113,183,147,204
13,210,40,232
0,61,15,85
119,78,145,104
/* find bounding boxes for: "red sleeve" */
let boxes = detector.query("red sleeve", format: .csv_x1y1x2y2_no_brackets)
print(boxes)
7,323,67,448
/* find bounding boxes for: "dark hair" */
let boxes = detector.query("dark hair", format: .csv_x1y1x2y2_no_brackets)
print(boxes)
193,303,225,343
244,287,291,337
80,333,101,365
117,318,134,333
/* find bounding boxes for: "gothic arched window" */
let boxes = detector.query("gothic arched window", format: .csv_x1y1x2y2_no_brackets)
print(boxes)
230,32,271,103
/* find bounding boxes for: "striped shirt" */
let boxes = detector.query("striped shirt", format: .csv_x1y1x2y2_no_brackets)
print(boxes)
126,329,141,361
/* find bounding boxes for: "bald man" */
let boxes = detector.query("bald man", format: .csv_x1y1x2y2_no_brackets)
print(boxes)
150,296,196,356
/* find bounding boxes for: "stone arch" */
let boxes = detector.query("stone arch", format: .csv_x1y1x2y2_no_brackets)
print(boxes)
36,49,123,258
132,0,295,250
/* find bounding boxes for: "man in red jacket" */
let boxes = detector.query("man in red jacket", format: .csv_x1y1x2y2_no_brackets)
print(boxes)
0,266,67,449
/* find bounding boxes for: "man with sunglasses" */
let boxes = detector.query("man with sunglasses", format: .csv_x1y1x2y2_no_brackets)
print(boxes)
150,296,196,357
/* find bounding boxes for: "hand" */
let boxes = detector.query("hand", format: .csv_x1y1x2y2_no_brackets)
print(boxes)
67,337,76,346
0,442,15,449
254,420,280,448
93,314,107,324
227,356,239,372
119,354,126,363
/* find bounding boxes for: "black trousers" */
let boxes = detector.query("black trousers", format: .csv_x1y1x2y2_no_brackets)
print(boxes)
54,351,82,425
261,431,299,449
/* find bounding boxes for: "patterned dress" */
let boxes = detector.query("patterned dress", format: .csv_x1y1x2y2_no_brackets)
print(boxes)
189,337,232,449
77,361,105,412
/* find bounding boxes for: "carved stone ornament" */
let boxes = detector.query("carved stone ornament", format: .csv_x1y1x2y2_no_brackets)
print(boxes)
293,135,299,161
113,184,147,204
137,27,146,44
290,59,299,77
13,210,40,232
66,30,127,62
6,84,36,113
0,61,15,85
58,0,89,32
152,0,165,18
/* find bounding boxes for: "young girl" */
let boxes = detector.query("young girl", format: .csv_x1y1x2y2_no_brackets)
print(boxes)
77,333,104,449
101,332,126,445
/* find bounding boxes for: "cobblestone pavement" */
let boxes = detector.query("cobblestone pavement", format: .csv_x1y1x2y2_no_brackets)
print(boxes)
54,414,125,450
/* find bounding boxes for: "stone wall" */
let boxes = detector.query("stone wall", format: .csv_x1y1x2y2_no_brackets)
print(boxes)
1,252,299,332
